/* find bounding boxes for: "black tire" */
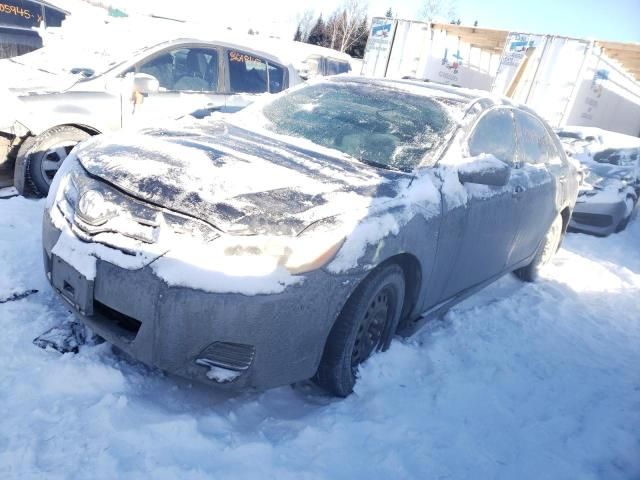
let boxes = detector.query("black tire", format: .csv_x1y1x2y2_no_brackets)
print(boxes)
514,214,563,283
615,195,636,233
315,264,405,397
15,126,90,197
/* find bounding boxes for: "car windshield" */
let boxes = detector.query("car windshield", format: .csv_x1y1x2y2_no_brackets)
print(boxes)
7,40,150,78
262,82,454,172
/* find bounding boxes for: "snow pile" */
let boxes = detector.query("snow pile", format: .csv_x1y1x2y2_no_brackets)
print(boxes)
1,197,639,479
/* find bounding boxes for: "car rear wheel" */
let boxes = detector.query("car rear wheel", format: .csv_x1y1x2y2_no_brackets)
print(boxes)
15,126,90,197
514,214,563,283
315,264,405,397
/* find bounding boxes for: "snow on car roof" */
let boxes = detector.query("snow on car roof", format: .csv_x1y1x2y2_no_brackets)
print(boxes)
326,76,487,105
8,12,350,78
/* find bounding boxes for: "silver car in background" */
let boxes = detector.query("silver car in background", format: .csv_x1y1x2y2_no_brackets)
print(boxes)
0,34,353,197
568,163,637,235
557,127,639,235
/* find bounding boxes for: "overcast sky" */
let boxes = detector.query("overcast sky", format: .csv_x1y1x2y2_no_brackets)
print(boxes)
117,0,639,43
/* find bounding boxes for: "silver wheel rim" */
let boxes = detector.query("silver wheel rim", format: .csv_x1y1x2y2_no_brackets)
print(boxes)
39,141,78,185
540,217,562,266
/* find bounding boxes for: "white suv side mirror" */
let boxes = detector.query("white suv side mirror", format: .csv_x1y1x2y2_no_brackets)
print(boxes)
133,73,160,96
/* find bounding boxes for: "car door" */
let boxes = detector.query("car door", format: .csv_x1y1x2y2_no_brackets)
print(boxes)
431,107,522,303
222,48,288,112
507,110,557,267
122,45,227,127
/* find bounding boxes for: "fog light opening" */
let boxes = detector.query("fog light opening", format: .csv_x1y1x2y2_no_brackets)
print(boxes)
194,341,256,383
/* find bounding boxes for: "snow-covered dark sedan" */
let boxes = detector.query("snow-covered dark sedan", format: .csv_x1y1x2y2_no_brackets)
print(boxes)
43,77,578,396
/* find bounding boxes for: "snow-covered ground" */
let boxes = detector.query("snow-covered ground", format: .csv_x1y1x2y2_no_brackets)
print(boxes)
0,196,639,479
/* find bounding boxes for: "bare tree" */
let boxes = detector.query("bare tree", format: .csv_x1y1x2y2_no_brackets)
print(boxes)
295,9,316,42
325,11,341,50
336,0,368,54
420,0,458,22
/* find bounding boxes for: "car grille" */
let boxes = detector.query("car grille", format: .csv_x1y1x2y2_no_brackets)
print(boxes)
73,212,158,244
94,300,142,340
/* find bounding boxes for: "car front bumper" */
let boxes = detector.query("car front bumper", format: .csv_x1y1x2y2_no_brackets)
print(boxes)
568,197,628,236
43,209,360,391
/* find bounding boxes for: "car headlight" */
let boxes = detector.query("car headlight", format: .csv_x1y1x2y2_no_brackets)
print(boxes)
76,189,118,226
46,150,84,210
211,231,345,275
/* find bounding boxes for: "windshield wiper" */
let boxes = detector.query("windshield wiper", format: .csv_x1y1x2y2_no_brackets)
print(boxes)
357,157,405,173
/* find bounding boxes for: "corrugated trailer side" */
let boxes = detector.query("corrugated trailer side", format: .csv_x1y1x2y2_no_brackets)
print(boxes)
564,49,640,136
361,18,504,90
493,34,640,136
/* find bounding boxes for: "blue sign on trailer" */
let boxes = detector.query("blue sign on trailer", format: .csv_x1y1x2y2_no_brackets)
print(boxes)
0,0,68,58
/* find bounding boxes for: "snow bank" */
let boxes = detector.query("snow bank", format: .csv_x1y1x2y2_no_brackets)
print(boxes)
1,198,639,479
1,197,639,479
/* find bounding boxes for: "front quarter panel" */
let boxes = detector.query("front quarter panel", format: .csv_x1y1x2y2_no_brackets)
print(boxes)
324,172,443,321
15,91,121,135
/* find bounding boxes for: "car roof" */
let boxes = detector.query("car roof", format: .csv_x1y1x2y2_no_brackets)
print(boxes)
132,31,353,69
324,76,502,106
139,36,299,68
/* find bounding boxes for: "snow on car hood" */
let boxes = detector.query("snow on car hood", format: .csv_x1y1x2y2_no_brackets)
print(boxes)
75,122,403,236
0,57,86,95
577,166,629,204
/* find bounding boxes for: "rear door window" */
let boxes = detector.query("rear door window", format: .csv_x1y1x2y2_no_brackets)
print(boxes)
514,111,561,165
228,50,285,94
468,109,517,164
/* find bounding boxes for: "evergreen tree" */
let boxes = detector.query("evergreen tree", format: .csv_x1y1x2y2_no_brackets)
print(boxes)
293,24,302,41
306,15,327,46
385,7,393,18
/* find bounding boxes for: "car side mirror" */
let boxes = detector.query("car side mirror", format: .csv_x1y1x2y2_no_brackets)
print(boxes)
458,156,511,187
133,73,160,96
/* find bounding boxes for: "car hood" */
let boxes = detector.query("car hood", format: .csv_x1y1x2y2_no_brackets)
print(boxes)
75,122,404,236
0,58,82,95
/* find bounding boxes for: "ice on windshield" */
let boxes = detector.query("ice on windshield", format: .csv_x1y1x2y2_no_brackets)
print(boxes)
263,82,454,172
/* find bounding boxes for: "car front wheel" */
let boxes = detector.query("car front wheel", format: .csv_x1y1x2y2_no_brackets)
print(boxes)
15,125,90,197
315,264,405,397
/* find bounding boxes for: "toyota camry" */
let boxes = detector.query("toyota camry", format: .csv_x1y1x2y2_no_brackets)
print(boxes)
43,77,578,396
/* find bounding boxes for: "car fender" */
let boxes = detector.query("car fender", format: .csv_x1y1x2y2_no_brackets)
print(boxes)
324,208,441,324
14,91,120,137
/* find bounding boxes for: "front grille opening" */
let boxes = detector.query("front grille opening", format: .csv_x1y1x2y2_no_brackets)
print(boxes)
572,212,613,227
94,301,142,335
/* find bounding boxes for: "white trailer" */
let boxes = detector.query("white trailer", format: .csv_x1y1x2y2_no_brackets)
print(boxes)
361,18,505,90
361,18,640,136
493,34,640,136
